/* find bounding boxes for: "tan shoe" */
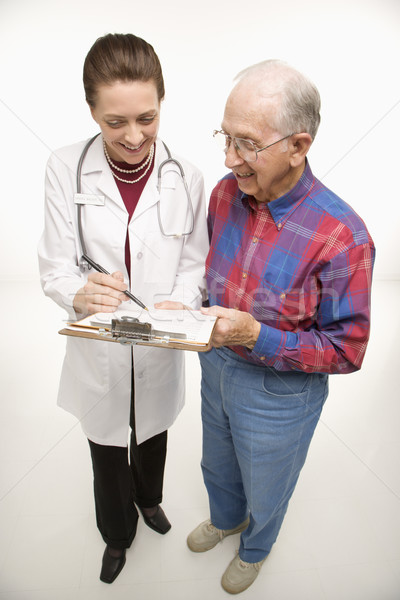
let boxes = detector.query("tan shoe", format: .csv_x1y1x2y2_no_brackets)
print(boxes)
221,552,267,594
187,517,249,553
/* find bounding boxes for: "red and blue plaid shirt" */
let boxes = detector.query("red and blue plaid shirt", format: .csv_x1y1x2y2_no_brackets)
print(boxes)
206,161,375,374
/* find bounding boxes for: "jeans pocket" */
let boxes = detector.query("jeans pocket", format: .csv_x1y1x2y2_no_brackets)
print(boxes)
262,368,311,398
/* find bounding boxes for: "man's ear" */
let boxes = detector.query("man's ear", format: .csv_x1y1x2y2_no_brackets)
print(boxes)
289,133,313,167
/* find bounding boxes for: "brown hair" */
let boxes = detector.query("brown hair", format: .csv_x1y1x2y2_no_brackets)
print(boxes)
83,33,165,107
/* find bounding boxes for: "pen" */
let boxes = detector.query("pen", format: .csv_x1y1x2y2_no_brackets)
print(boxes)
82,253,148,311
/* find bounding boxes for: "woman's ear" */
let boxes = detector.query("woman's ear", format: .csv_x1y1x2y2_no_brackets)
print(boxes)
289,133,313,167
88,102,98,123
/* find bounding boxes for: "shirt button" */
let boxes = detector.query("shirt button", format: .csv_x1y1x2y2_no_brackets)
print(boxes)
242,273,247,279
252,237,258,244
137,252,143,259
277,223,282,230
280,293,286,300
260,356,266,361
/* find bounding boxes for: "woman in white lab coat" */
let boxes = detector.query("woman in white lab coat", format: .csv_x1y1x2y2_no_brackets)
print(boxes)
38,33,208,584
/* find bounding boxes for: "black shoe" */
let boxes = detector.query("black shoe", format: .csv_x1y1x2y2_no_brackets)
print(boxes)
139,505,171,535
100,545,126,584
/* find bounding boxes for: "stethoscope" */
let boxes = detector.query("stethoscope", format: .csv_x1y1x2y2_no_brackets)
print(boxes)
75,133,194,272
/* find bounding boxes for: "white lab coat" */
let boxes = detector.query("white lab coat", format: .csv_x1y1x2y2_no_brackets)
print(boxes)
38,135,209,445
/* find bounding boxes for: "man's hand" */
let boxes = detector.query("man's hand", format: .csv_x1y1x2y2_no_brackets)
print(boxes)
201,305,261,349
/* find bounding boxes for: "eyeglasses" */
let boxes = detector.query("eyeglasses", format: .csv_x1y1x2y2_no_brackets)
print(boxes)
213,130,294,163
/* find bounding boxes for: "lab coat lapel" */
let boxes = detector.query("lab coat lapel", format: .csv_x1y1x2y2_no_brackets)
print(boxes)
130,140,170,223
80,136,173,224
80,135,127,215
130,170,159,222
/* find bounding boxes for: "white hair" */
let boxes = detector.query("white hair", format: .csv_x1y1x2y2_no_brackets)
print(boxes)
234,59,321,140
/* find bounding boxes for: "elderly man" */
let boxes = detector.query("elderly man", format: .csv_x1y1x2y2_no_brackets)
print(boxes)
187,60,375,595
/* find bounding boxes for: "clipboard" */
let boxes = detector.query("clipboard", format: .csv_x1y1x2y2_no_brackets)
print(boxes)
59,307,217,352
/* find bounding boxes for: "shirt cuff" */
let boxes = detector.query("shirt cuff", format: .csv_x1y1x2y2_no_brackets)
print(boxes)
249,323,283,364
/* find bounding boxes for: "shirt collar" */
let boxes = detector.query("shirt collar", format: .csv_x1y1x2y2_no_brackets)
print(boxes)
241,159,315,227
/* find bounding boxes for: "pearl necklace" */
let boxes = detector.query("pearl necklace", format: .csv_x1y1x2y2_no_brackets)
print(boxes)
103,140,154,184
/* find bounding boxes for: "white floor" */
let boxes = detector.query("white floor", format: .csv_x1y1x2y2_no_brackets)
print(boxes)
0,279,399,600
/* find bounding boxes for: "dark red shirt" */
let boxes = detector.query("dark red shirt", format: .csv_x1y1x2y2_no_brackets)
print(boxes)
109,147,155,277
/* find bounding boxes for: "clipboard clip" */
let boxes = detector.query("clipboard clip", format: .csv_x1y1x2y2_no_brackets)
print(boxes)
111,316,187,345
111,317,152,343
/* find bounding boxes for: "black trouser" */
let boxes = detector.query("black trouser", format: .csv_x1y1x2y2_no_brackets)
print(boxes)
88,380,168,550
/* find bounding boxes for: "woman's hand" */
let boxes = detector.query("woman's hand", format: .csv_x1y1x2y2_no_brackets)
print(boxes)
73,271,130,316
154,301,190,310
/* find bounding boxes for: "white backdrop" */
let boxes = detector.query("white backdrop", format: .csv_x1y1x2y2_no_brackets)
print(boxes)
0,0,399,281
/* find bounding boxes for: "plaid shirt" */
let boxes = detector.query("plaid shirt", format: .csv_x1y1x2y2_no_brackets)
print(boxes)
206,161,375,374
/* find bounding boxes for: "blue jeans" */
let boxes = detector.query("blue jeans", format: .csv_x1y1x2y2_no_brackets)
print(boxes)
199,346,329,563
